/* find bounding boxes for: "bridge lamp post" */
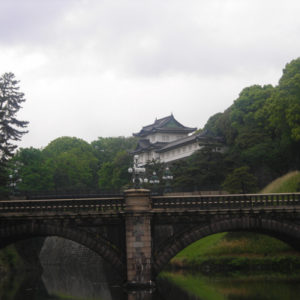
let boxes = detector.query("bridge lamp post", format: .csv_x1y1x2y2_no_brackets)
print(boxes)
162,167,173,193
8,167,22,197
128,154,147,189
9,175,16,196
149,171,160,193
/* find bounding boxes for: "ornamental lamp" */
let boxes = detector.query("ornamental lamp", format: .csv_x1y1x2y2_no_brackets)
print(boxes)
162,167,173,193
128,154,147,189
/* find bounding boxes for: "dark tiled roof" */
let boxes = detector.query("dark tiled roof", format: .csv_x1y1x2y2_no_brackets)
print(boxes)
156,134,197,152
132,139,167,154
156,131,222,153
133,114,196,137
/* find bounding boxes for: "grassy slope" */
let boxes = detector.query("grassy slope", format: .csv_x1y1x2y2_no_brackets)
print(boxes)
261,170,300,193
170,171,300,269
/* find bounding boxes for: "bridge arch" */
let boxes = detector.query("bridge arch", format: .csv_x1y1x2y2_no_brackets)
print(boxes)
153,216,300,275
0,221,125,278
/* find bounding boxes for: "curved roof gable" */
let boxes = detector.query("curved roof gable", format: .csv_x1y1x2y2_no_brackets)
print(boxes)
133,114,196,137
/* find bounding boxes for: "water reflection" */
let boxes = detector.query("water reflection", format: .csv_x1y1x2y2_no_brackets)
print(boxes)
42,265,122,300
158,271,300,300
39,236,124,300
0,271,51,300
1,268,300,300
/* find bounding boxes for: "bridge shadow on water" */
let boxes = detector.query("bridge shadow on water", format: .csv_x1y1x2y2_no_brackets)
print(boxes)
0,234,300,300
2,263,300,300
0,236,175,300
0,237,129,300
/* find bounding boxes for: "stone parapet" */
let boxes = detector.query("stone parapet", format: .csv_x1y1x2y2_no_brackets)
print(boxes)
124,189,151,212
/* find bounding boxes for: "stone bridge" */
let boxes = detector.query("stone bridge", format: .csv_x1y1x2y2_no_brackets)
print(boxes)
1,190,300,287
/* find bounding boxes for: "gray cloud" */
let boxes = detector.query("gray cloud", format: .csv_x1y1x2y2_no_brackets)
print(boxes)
0,0,300,148
0,0,78,45
2,0,299,78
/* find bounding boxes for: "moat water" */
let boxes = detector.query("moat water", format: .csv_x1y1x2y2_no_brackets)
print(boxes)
1,266,300,300
2,237,299,300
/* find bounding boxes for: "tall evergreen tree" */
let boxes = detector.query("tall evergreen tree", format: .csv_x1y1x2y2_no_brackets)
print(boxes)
0,73,28,188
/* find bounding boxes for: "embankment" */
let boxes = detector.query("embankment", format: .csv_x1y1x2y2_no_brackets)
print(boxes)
169,171,300,272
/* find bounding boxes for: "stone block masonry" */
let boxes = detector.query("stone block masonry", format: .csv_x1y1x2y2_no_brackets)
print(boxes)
125,189,154,288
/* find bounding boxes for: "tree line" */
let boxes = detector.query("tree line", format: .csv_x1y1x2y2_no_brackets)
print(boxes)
6,136,137,196
171,58,300,193
1,58,300,197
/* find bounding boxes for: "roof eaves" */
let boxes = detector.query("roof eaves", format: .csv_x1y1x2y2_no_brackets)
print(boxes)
157,135,198,153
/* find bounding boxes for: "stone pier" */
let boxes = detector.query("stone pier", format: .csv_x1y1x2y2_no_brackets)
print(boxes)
124,189,154,288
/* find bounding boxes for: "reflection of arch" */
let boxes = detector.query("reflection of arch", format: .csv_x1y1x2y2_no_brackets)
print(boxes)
0,222,125,279
153,216,300,275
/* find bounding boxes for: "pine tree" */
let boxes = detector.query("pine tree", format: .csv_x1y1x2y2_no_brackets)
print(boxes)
0,73,28,188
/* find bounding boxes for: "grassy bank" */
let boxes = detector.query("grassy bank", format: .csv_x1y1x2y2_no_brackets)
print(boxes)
169,171,300,271
169,232,300,271
261,170,300,193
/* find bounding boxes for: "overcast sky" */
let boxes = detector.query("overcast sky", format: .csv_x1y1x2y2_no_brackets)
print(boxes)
1,0,300,149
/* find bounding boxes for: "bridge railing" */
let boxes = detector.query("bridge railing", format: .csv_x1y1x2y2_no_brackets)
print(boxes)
151,193,300,210
0,197,125,214
1,192,300,214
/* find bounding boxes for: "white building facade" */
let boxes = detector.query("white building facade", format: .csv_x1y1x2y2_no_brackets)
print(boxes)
133,115,221,166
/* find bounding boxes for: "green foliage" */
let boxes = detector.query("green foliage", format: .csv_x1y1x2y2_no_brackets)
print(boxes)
91,136,137,166
223,232,292,255
0,73,28,161
51,151,97,192
199,58,300,190
173,233,227,260
268,58,300,141
172,144,226,190
98,150,132,189
44,136,93,156
144,159,165,177
10,148,54,193
231,84,274,130
43,137,99,192
93,138,136,190
171,169,300,269
9,137,99,194
171,231,296,270
0,73,28,194
92,136,137,190
203,113,223,136
5,57,300,195
9,136,136,195
222,166,258,193
98,161,114,189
